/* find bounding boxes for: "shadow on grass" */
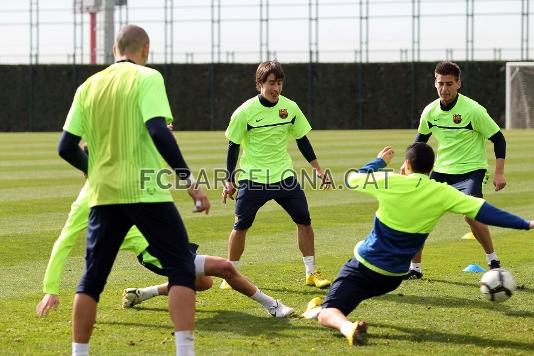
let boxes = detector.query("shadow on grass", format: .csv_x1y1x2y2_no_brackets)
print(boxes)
424,278,533,295
515,285,534,294
378,293,502,311
195,310,316,337
377,293,534,318
261,286,327,296
100,310,317,337
422,278,479,288
371,322,534,352
97,320,171,330
125,306,168,312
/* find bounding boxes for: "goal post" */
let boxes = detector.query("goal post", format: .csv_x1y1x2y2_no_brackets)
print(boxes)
506,62,534,129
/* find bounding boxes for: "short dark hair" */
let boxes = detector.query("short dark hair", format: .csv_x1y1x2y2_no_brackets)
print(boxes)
115,24,149,54
255,60,284,91
405,142,435,174
435,61,461,80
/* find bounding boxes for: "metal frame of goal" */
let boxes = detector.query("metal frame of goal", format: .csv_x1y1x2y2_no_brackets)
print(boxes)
505,62,534,129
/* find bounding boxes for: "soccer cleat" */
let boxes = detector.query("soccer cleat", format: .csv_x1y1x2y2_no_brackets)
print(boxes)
301,296,323,319
402,269,423,280
122,288,142,308
488,260,501,270
345,320,368,346
266,300,294,318
219,279,232,290
305,272,331,289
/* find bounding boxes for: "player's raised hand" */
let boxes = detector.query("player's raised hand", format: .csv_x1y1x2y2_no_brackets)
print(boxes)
222,181,237,204
188,185,210,214
493,173,507,191
36,294,60,317
377,146,394,165
530,220,534,229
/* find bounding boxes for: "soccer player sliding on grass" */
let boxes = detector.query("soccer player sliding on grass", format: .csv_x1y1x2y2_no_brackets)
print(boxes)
302,143,533,346
36,182,294,319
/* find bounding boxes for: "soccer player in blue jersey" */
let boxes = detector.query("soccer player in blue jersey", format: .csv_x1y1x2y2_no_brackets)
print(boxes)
303,143,532,346
220,60,331,289
403,61,507,279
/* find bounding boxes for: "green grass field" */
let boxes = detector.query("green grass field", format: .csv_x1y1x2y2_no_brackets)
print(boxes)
1,130,534,355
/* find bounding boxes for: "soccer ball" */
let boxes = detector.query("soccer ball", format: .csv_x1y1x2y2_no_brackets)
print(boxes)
479,268,516,303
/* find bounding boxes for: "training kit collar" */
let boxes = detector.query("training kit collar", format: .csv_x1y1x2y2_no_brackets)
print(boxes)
116,59,137,64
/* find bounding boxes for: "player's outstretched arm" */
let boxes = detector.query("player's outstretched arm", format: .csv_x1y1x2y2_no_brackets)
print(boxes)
474,202,531,230
355,146,393,173
36,294,60,317
40,183,92,303
377,146,394,165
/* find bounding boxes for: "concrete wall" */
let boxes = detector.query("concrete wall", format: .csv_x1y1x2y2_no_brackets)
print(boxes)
0,62,506,131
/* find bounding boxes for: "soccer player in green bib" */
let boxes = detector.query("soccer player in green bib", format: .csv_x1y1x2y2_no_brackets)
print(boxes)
302,143,532,346
220,60,331,289
58,25,209,356
402,61,507,279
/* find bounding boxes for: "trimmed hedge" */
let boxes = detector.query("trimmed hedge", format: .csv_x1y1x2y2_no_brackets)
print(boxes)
0,62,505,131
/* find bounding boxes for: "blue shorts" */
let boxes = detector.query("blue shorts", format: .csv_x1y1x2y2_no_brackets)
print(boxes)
322,258,403,316
233,176,311,230
78,202,195,302
430,169,487,198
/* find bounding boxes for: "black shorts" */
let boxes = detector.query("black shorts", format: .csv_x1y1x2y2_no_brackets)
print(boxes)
430,169,487,198
322,258,403,316
77,202,195,302
233,176,311,230
138,243,204,276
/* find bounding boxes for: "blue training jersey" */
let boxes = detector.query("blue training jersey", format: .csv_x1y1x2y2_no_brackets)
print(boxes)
347,158,529,276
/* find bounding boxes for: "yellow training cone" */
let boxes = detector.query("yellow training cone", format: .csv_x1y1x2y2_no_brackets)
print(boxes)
461,232,476,240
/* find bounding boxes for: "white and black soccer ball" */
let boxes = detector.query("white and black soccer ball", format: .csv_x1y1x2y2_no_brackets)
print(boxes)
480,268,516,303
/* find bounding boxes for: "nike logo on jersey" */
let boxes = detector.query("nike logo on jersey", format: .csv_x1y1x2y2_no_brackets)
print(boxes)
255,118,264,122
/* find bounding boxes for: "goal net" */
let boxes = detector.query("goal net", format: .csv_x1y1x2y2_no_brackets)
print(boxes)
506,62,534,129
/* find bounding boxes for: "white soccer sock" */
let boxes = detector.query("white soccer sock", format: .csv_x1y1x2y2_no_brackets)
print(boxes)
250,288,276,308
409,262,422,272
138,286,160,301
72,343,89,356
340,321,356,337
303,256,315,275
486,252,498,263
303,306,322,320
174,330,195,356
